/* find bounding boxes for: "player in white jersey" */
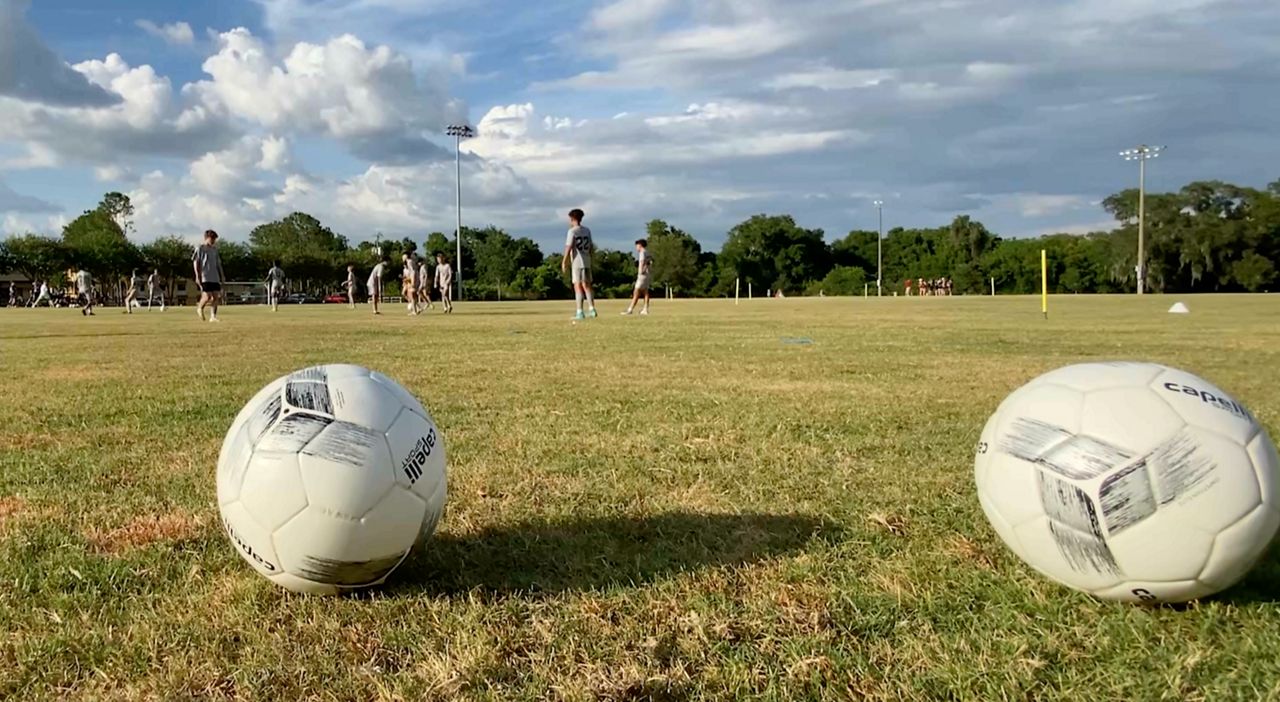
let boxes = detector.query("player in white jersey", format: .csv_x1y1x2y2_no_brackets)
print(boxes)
344,265,356,309
6,282,15,307
404,252,424,315
623,238,653,316
265,262,286,311
123,269,141,314
561,208,597,320
31,281,52,307
74,266,94,316
146,269,165,311
434,252,453,313
367,256,387,315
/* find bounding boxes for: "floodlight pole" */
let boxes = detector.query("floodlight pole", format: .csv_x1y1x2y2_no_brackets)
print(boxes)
873,200,884,297
447,124,476,300
1119,145,1164,295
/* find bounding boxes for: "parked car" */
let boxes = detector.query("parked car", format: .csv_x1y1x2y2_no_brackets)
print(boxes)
286,292,314,304
323,292,347,304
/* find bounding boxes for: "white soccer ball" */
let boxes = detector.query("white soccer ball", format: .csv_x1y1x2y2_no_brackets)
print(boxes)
216,364,447,595
976,362,1279,603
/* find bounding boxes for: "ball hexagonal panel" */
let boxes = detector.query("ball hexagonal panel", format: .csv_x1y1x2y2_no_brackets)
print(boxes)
216,423,253,507
273,490,423,588
1079,386,1184,460
1199,503,1280,591
221,501,283,578
328,373,403,434
387,407,446,502
1150,367,1258,446
1248,431,1280,509
1029,362,1163,394
1012,514,1122,593
1145,426,1261,535
1106,512,1215,582
371,371,428,419
297,421,395,521
239,451,309,532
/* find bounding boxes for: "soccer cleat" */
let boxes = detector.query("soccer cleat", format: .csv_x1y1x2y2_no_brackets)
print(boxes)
587,308,598,319
573,311,585,321
621,309,633,315
640,308,649,316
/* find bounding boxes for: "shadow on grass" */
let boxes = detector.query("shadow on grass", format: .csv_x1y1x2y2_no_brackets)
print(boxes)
388,511,837,597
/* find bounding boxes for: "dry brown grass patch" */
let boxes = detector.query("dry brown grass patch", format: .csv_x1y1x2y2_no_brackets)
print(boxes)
85,511,205,554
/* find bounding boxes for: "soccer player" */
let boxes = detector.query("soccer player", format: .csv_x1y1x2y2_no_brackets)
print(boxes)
400,253,416,315
418,257,433,310
6,282,15,308
434,252,453,314
123,269,141,314
192,229,226,322
74,266,94,316
405,252,424,315
560,208,596,320
623,238,653,316
265,261,286,311
344,265,356,309
367,256,387,315
146,269,165,311
31,280,52,307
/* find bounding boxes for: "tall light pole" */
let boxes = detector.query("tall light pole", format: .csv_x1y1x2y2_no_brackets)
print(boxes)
1119,145,1164,295
446,124,475,300
873,200,884,297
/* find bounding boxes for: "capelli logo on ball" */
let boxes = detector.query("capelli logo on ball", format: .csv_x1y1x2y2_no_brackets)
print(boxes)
1163,382,1254,423
401,428,438,485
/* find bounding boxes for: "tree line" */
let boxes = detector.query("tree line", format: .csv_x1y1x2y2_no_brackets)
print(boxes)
2,178,1277,301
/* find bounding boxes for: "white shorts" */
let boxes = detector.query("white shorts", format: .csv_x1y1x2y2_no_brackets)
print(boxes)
572,267,592,285
635,275,650,291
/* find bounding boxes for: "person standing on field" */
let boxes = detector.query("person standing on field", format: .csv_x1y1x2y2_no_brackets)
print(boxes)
147,269,165,311
74,266,94,316
561,208,596,320
123,269,141,314
405,252,424,316
265,261,286,312
192,229,226,322
418,257,433,311
434,252,453,314
31,280,52,307
345,265,356,309
6,282,15,307
367,256,387,315
623,238,653,316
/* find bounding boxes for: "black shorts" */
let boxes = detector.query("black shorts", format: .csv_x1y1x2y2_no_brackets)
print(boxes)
200,282,222,293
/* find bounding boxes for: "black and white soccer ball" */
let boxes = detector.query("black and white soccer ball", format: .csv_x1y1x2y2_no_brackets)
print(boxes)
976,362,1279,603
216,364,447,595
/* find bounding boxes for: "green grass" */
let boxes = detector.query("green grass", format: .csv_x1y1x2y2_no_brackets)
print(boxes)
1,295,1279,701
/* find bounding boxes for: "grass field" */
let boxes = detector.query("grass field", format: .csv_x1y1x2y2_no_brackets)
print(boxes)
2,295,1279,701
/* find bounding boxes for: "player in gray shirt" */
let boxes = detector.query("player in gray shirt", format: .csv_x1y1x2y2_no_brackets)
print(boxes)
560,208,597,320
192,229,226,322
265,262,286,312
623,238,653,316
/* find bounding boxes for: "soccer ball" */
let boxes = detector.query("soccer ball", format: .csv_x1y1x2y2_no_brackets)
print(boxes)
975,362,1279,603
216,364,447,595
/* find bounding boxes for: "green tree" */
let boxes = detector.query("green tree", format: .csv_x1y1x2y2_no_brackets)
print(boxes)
807,266,867,296
1,235,69,283
644,220,702,294
97,192,135,233
62,209,139,295
718,214,830,294
249,212,350,290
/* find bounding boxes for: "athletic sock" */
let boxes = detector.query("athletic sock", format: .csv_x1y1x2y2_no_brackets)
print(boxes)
575,289,584,312
585,289,595,309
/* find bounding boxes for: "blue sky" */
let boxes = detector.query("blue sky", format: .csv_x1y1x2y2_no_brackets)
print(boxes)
2,0,1279,253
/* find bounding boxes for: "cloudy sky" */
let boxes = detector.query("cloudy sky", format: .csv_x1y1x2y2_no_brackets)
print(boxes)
1,0,1278,252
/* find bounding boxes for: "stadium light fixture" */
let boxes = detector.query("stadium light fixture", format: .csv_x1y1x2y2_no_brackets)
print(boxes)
873,200,884,297
447,124,476,300
1119,145,1165,295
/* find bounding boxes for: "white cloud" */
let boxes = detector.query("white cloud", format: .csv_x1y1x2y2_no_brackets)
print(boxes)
135,20,195,46
192,28,466,162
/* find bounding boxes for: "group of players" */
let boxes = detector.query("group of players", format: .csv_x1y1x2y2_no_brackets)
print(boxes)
905,277,953,296
7,209,658,322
